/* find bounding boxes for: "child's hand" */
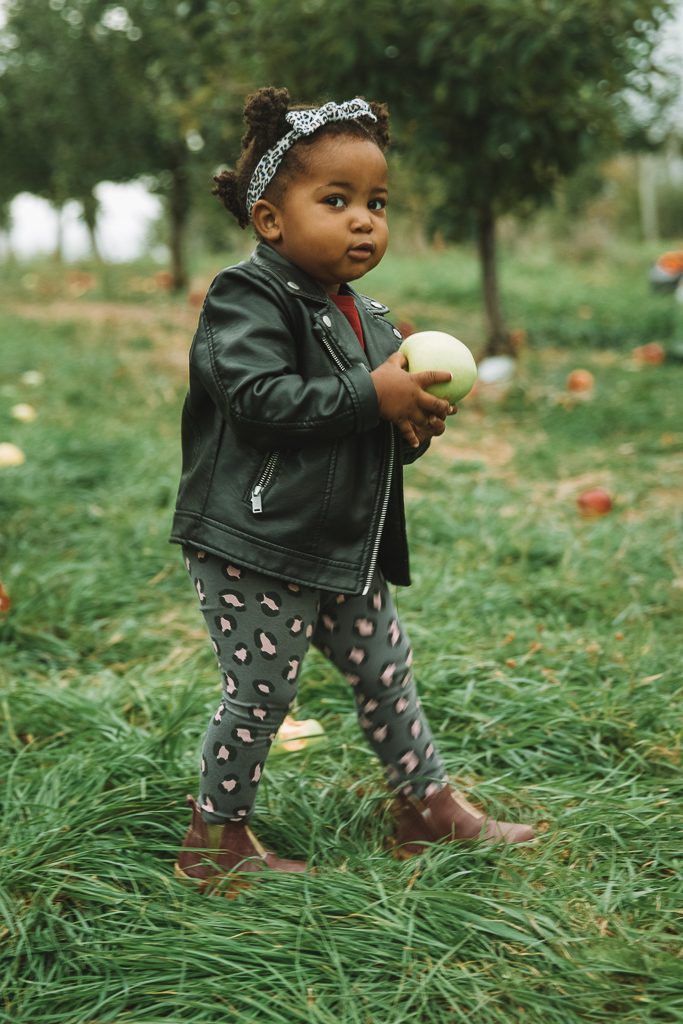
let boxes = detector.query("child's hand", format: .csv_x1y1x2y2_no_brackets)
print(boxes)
371,352,456,448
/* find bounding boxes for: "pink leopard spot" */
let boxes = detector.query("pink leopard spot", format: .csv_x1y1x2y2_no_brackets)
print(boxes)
399,751,420,774
388,620,401,646
252,707,267,721
373,724,389,743
372,591,382,610
252,764,262,783
348,647,366,665
221,778,237,792
410,720,422,739
355,617,375,637
225,564,242,578
234,647,249,663
364,698,379,713
258,632,277,656
394,697,409,714
380,664,396,686
236,728,254,743
285,658,299,681
200,796,215,814
345,673,361,686
426,743,435,759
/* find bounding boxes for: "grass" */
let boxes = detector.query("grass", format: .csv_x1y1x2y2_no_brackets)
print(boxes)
1,244,682,1023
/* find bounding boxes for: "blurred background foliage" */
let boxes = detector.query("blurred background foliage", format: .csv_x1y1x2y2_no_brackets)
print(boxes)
0,0,681,351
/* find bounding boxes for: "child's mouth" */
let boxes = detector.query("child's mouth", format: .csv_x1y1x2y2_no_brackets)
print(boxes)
347,243,374,259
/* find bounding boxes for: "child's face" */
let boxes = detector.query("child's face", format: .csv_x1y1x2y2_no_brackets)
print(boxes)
258,135,389,294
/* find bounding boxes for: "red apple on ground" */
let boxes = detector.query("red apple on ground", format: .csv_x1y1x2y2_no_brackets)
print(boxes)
577,488,613,517
399,330,478,403
632,342,665,365
566,369,594,393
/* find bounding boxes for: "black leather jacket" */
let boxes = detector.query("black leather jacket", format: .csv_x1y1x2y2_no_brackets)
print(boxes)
170,242,426,594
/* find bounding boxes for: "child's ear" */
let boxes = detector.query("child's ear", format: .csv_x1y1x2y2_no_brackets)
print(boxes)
252,200,282,242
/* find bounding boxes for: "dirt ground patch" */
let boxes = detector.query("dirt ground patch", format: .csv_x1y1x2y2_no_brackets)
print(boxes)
11,298,199,371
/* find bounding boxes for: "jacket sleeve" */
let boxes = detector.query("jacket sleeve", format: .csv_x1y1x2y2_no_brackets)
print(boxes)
193,269,380,451
402,437,431,464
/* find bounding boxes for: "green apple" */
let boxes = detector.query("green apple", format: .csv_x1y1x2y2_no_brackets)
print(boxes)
399,330,478,403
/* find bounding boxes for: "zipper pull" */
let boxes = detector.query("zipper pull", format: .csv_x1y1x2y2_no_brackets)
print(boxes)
251,486,263,513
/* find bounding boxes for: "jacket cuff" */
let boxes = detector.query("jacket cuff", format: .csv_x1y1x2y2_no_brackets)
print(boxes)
342,363,380,433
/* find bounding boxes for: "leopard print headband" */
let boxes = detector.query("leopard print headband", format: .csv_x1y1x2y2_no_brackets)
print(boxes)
245,98,377,217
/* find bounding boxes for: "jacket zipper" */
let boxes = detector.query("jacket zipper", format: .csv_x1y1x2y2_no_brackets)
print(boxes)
362,425,395,595
250,452,280,513
321,335,348,372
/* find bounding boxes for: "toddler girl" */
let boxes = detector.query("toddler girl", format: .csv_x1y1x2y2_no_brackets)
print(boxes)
172,87,534,890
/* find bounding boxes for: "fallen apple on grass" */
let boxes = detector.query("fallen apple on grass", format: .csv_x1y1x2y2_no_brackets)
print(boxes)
632,342,665,365
566,369,595,393
399,330,478,403
577,488,613,517
0,443,26,468
271,714,325,754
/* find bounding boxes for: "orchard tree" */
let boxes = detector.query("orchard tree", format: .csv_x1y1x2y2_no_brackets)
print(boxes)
1,0,151,260
1,0,249,285
103,0,249,289
249,0,675,354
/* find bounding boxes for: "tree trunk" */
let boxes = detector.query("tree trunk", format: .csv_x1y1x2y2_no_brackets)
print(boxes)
476,204,513,357
53,202,65,263
169,162,190,293
81,192,103,265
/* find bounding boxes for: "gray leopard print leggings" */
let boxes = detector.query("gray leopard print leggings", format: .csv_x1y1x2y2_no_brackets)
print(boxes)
183,548,447,823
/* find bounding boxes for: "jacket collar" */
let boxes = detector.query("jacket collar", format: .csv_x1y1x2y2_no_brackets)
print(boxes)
249,242,329,305
248,243,391,317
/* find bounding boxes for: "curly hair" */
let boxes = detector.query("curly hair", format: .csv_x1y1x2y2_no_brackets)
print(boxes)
213,86,391,229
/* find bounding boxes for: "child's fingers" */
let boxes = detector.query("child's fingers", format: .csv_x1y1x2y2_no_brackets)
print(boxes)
412,369,452,390
398,418,421,448
418,391,452,420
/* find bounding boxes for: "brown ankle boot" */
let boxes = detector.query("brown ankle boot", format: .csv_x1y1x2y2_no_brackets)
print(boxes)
174,796,308,892
392,783,535,858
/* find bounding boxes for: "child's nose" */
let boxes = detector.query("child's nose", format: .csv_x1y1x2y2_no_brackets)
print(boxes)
351,207,373,230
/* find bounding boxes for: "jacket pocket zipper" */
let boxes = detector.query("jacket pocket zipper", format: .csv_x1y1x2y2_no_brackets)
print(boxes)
321,335,348,372
250,452,280,513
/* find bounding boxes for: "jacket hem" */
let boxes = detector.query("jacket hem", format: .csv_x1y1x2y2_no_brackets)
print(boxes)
170,514,368,594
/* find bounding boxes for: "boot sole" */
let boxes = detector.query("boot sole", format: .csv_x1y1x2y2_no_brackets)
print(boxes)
389,832,538,860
